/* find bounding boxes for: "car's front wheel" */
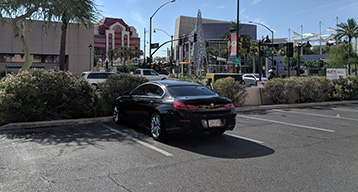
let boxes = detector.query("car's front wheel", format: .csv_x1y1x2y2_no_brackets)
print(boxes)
113,104,121,124
150,112,166,141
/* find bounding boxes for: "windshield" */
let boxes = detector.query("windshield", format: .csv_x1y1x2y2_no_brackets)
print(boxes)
168,85,216,97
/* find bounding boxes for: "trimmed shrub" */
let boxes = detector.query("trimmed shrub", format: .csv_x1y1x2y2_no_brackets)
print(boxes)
213,77,247,106
330,76,358,101
0,70,98,125
263,76,332,104
168,75,206,85
97,73,148,115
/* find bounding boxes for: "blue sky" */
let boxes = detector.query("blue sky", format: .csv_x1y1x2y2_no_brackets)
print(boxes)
95,0,358,57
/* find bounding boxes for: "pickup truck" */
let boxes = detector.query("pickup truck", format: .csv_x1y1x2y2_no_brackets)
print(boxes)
134,69,168,81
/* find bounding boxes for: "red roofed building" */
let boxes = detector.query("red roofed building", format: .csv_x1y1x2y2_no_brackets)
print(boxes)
94,17,140,61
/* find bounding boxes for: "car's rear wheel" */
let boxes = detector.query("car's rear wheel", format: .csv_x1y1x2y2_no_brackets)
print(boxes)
150,112,166,141
113,105,121,124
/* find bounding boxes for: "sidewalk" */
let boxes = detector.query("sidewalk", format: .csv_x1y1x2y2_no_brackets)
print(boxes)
1,100,358,131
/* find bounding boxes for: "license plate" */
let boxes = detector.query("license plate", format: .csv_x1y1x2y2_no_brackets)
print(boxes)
208,119,222,127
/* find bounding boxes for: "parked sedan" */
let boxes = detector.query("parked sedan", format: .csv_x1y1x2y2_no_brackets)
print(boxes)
113,80,236,140
242,73,268,86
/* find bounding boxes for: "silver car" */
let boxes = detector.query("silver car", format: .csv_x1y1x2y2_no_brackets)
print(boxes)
242,74,268,86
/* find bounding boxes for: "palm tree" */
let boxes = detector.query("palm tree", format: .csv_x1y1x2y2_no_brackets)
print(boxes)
335,18,358,75
49,0,98,71
118,46,131,65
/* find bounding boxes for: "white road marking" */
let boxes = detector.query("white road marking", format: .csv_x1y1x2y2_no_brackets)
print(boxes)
237,114,335,133
273,109,358,122
103,124,173,157
225,133,264,144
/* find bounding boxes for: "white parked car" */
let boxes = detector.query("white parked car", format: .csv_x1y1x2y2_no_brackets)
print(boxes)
242,73,268,86
134,69,168,81
81,71,117,87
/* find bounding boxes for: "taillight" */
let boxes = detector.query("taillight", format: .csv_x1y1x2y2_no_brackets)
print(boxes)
173,101,198,111
224,103,235,109
173,101,188,110
187,104,199,110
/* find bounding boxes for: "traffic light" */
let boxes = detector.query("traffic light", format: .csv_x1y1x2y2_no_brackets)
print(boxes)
193,33,198,42
319,60,324,67
273,60,277,66
287,42,293,57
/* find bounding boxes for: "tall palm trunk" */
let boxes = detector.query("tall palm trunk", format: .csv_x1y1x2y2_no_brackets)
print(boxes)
59,12,68,71
348,37,352,75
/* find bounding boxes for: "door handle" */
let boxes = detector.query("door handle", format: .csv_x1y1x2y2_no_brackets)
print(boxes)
149,100,154,104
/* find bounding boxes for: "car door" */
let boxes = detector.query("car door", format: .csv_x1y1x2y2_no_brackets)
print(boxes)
246,75,256,85
134,84,164,127
149,70,161,81
125,84,150,124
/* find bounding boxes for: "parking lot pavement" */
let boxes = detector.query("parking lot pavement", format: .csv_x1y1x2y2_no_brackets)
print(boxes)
1,103,358,191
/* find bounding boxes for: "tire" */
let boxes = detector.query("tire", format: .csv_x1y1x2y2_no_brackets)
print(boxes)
113,104,121,124
150,112,166,141
209,130,225,135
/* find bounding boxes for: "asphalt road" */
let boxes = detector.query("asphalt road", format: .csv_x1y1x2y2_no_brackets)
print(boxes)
1,104,358,192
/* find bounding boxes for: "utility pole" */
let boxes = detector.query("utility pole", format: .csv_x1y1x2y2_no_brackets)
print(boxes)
144,28,146,65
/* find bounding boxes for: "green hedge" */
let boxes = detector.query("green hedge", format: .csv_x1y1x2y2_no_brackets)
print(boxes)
213,77,247,106
0,70,99,125
263,76,358,104
97,73,148,115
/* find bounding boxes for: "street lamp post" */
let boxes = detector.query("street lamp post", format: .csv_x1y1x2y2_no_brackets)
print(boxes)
154,28,174,73
249,21,274,77
296,41,312,76
149,0,175,67
88,44,93,71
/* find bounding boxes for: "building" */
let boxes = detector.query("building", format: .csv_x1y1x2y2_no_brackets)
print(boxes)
0,18,93,75
93,18,140,61
173,15,256,73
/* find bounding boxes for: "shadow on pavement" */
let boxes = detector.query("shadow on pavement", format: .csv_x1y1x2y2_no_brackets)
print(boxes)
162,132,275,159
0,123,132,148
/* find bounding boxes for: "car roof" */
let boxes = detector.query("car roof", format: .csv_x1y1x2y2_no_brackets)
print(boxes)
148,80,201,87
83,71,116,74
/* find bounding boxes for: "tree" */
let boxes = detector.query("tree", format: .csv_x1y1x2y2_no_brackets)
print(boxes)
47,0,99,71
118,46,131,65
326,43,358,68
0,0,48,72
335,18,358,75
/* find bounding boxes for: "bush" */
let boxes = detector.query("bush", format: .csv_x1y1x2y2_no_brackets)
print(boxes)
98,73,148,115
330,76,358,101
263,76,332,104
0,70,99,125
213,77,247,106
167,75,206,85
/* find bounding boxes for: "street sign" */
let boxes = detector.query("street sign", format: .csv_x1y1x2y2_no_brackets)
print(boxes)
151,43,159,49
265,50,274,55
233,57,241,65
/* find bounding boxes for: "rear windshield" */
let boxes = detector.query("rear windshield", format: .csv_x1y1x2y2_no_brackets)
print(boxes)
168,85,216,97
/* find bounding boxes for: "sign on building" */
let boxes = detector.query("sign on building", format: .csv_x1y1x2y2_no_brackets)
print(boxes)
326,68,347,80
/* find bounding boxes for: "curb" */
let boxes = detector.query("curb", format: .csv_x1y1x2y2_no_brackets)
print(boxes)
0,116,112,131
1,100,357,131
237,100,358,112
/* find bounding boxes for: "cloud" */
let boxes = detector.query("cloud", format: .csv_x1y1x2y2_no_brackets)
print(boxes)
132,12,146,25
217,5,225,9
291,0,353,15
252,0,261,5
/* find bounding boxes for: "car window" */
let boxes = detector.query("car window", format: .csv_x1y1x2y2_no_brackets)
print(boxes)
143,70,151,75
131,84,149,96
145,84,164,97
168,85,216,97
87,73,99,79
135,70,140,75
150,70,159,76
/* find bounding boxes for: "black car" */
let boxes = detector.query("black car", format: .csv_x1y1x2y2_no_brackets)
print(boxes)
113,80,236,140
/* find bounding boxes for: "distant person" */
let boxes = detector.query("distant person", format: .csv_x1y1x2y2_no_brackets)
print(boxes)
268,67,275,80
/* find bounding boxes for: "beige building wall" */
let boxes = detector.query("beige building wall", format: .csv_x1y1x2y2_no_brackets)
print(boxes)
0,19,93,75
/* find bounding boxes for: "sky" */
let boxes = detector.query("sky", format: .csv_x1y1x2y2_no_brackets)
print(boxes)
94,0,358,57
